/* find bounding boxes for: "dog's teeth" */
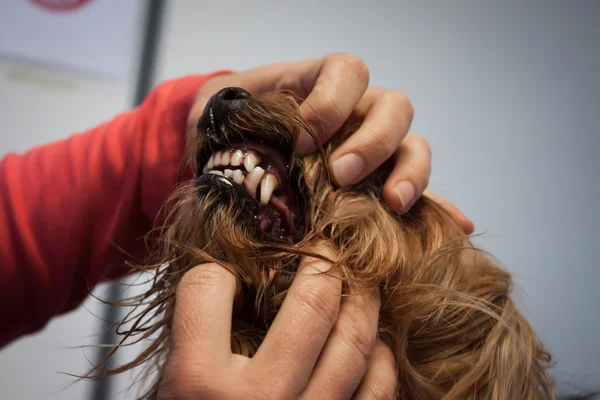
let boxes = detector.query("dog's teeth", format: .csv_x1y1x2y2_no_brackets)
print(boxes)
244,166,265,195
207,154,214,169
230,150,244,167
232,169,244,184
221,150,231,165
231,150,243,166
224,169,233,178
244,152,260,172
214,152,222,167
209,170,223,176
260,173,279,205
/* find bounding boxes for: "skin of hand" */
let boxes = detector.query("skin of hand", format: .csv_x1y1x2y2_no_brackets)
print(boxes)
188,52,474,234
157,242,397,400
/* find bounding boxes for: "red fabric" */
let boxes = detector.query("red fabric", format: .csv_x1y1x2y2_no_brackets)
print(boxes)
0,71,231,348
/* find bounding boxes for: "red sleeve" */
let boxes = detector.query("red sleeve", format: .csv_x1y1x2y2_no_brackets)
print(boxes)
0,71,231,348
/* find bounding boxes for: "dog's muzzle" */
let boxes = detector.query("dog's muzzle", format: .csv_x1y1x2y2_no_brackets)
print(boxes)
194,87,302,239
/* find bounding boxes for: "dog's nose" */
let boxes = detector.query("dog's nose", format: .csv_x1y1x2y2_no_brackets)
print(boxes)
211,87,252,118
213,87,252,103
196,87,253,133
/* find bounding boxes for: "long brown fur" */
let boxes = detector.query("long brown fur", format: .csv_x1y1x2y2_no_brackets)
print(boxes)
87,91,555,399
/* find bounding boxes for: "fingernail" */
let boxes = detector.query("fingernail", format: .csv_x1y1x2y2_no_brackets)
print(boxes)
332,153,365,186
394,180,415,211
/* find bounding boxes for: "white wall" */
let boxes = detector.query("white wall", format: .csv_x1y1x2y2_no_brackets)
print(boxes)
1,1,599,399
153,0,600,396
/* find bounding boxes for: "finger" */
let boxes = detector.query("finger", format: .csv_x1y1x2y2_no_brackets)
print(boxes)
295,53,370,155
170,263,240,362
424,189,475,234
353,340,398,400
379,133,431,214
328,88,414,187
188,53,370,154
247,241,342,395
186,55,335,132
300,286,381,400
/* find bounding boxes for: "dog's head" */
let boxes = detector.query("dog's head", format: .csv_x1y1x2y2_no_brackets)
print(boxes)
94,88,555,400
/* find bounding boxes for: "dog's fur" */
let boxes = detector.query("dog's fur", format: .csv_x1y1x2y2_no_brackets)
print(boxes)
89,90,555,399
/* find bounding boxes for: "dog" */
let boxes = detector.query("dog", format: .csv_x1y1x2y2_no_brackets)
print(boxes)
90,87,555,399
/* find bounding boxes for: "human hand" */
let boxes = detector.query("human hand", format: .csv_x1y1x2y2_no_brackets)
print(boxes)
157,243,397,399
188,53,474,234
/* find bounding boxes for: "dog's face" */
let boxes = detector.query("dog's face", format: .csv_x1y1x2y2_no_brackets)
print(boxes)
193,87,309,242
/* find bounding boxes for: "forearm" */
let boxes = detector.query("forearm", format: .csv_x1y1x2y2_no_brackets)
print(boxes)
0,71,230,347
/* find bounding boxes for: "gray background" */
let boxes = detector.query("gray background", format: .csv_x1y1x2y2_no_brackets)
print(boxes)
0,1,598,398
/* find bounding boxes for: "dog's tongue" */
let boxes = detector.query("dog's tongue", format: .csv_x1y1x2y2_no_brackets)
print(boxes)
269,195,295,233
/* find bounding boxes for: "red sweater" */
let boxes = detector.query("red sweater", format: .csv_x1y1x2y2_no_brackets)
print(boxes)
0,71,229,348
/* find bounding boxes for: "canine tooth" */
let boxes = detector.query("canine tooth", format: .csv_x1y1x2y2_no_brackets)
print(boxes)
260,173,279,205
230,150,243,166
207,154,214,169
244,152,260,172
244,166,265,195
209,170,223,176
221,150,231,165
224,169,233,178
232,169,244,184
214,152,222,166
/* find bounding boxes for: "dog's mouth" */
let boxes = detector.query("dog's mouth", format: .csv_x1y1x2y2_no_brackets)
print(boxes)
200,143,297,237
194,87,304,240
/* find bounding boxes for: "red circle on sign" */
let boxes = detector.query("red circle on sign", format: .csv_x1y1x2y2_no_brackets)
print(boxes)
30,0,93,12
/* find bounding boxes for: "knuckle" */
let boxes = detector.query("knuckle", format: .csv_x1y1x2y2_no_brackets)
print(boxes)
409,133,431,154
336,317,377,362
367,127,393,155
365,343,398,400
409,134,432,166
318,84,346,121
179,263,233,291
246,378,291,400
295,281,340,326
330,52,370,84
304,84,343,139
386,91,414,122
366,379,398,400
159,358,221,398
255,386,291,400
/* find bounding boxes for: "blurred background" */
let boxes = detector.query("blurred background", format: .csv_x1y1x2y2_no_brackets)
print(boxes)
0,1,599,399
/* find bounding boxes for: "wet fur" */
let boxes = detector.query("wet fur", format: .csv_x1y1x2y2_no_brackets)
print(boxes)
88,92,555,399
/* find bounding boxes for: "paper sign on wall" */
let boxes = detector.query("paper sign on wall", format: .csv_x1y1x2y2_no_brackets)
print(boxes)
0,0,143,80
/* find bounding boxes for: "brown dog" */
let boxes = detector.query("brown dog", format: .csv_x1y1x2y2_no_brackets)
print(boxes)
90,87,555,399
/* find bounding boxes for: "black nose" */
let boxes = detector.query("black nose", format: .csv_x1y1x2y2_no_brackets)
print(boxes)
213,87,252,103
210,87,252,119
196,87,252,133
